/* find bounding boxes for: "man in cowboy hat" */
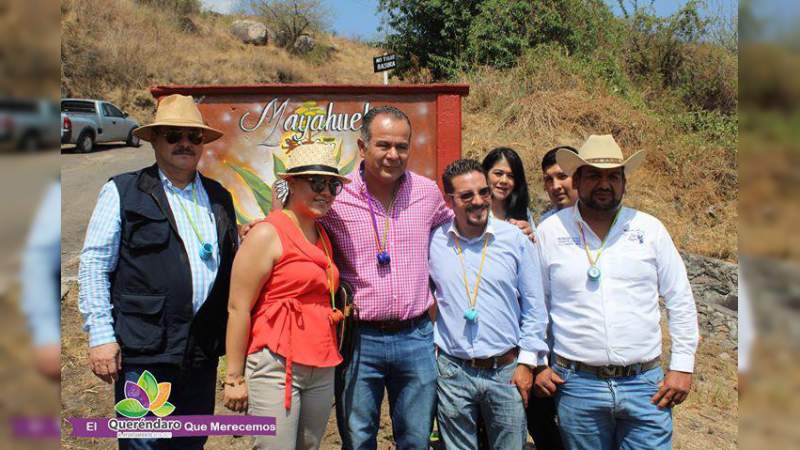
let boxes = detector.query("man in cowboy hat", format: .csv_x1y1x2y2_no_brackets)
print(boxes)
78,94,238,449
533,134,699,449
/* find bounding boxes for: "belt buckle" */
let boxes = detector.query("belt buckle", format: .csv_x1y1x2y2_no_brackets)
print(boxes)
599,365,617,379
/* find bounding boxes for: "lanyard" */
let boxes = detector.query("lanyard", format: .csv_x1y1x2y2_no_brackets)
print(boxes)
317,224,337,312
365,188,397,264
172,180,207,245
284,211,343,324
576,206,622,268
453,234,490,310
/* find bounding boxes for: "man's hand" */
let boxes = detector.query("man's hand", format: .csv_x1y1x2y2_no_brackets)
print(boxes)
34,343,61,382
223,376,249,413
511,364,534,408
89,342,121,384
508,219,536,243
651,370,692,408
238,220,265,241
238,223,254,240
533,367,565,398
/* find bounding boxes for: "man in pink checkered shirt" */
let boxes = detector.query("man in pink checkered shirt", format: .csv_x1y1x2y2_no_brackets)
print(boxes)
320,106,452,450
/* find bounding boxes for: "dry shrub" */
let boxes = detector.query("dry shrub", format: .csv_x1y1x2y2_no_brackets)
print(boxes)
463,52,736,260
0,0,60,97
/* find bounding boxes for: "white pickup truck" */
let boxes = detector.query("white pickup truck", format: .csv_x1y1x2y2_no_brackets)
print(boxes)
0,98,60,151
61,99,140,152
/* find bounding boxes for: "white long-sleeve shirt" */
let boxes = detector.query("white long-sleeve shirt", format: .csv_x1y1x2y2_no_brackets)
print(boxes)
537,203,699,373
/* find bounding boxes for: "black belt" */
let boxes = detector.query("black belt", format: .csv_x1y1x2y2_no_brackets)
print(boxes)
554,354,661,379
445,347,518,370
359,314,427,333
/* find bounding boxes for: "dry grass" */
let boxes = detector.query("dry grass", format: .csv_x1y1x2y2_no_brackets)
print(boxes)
0,0,60,98
461,53,737,260
60,0,384,122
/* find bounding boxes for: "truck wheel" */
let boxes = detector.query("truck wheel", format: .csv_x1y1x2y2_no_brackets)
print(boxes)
76,131,94,153
19,132,40,152
126,129,140,147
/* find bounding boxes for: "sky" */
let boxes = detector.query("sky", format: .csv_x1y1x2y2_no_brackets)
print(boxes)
202,0,743,41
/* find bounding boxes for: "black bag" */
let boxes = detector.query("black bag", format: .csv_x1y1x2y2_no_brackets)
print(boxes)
335,280,358,361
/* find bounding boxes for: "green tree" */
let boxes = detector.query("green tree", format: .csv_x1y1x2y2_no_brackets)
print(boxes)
378,0,617,80
466,1,531,69
378,0,481,80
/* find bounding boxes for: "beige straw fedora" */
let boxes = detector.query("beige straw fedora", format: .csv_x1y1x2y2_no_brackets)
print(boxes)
556,134,646,176
133,94,224,143
277,142,351,183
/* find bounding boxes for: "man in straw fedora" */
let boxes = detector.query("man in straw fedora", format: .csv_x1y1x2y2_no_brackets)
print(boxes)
533,134,699,449
78,94,239,449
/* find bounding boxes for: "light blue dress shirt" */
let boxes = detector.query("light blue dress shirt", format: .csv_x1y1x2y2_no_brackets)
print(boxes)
78,170,219,347
20,181,61,346
429,217,549,367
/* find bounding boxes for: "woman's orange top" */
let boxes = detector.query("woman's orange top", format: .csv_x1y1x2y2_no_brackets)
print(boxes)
247,210,343,409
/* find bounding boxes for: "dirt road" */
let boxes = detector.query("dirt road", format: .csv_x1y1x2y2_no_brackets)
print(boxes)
61,144,154,277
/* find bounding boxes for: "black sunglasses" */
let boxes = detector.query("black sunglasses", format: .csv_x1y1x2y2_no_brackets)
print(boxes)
162,128,204,145
449,186,492,203
298,175,344,196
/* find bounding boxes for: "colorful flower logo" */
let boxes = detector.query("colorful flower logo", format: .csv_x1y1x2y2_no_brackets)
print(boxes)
114,370,175,418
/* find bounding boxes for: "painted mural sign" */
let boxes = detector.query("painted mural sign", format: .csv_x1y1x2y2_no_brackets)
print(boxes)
150,85,469,224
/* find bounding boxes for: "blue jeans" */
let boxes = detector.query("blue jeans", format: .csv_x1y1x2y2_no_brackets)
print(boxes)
553,363,672,450
335,316,437,450
114,362,218,450
436,352,526,450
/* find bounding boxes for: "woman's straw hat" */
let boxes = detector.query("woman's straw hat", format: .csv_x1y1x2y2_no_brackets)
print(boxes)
277,142,351,182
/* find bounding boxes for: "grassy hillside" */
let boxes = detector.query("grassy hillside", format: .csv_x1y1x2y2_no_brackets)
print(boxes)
60,0,736,260
61,0,385,120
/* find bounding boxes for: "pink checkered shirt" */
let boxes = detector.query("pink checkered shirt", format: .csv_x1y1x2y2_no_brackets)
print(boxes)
320,165,453,321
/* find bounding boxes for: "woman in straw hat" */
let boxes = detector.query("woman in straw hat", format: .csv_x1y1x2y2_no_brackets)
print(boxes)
222,142,350,450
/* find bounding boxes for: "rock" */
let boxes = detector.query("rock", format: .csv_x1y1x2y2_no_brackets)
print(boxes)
179,16,198,33
230,20,268,46
682,251,738,306
293,34,315,53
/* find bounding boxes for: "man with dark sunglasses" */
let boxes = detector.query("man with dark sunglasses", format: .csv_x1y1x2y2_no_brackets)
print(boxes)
428,159,549,450
78,94,239,450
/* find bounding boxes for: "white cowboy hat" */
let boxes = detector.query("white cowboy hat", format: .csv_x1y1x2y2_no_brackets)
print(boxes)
133,94,223,143
277,142,351,183
556,134,646,176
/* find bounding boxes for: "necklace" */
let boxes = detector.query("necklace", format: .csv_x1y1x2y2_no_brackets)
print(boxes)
365,187,397,267
453,233,490,322
576,206,622,281
172,180,213,261
283,211,343,324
